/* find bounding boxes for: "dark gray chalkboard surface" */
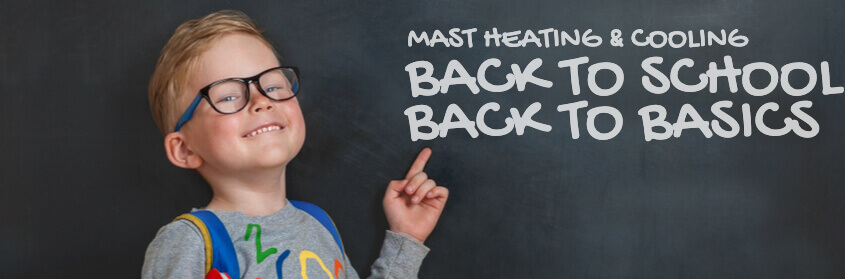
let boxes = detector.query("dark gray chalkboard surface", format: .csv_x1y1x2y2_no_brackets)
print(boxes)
2,0,844,277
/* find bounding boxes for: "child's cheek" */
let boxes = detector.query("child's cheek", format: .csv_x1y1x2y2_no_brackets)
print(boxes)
197,111,245,153
287,104,307,153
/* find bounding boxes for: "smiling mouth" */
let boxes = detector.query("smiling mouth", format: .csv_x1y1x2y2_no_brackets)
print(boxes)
243,124,284,138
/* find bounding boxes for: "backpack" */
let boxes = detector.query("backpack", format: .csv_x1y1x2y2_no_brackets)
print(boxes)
174,200,346,279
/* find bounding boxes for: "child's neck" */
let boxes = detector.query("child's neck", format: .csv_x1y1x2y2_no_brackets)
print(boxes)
203,167,289,217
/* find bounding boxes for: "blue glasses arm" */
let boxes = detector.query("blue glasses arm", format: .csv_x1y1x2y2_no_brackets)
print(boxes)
173,93,203,132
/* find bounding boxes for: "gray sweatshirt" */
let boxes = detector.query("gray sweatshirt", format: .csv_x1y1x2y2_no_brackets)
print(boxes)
142,200,429,279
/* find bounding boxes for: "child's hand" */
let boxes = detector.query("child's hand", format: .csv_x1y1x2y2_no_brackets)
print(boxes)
383,147,449,243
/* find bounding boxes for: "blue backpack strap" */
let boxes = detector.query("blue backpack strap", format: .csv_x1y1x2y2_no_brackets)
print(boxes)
289,200,346,260
187,210,241,279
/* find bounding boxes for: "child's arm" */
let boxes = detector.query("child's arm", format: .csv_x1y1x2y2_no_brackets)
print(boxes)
382,147,449,244
346,148,445,278
359,230,431,279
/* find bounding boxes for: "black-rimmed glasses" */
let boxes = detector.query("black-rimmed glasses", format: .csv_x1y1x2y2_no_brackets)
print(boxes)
173,66,299,132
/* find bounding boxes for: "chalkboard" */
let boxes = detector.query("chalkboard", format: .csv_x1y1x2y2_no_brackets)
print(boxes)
2,0,844,277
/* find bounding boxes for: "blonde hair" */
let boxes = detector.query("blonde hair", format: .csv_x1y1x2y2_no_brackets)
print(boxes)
148,10,278,135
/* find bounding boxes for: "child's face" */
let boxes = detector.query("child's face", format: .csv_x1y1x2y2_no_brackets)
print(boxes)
177,33,305,174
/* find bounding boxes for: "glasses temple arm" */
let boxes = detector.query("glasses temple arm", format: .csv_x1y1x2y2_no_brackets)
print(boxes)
174,93,203,132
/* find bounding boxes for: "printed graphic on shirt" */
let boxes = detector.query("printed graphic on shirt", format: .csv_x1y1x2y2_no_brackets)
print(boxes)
244,224,278,264
275,250,290,279
300,250,333,278
334,259,344,278
242,223,346,279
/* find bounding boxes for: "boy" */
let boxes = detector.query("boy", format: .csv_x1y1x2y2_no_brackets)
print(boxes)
142,10,448,279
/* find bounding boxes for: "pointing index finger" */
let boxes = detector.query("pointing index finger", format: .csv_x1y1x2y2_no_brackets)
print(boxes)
405,147,432,179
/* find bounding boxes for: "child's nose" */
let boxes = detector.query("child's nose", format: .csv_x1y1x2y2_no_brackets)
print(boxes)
248,83,274,112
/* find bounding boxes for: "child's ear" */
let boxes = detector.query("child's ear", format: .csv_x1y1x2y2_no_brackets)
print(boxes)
164,132,203,169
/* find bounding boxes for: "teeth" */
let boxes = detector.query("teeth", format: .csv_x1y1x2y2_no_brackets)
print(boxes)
246,125,281,137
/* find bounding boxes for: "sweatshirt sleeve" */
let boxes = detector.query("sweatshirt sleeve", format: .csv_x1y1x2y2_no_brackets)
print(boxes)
358,230,430,279
141,220,206,279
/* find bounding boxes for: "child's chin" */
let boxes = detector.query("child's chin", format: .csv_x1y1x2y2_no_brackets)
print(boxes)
252,149,295,167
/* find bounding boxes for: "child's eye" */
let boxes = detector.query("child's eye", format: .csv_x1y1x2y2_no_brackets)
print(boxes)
215,95,240,103
264,86,285,93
